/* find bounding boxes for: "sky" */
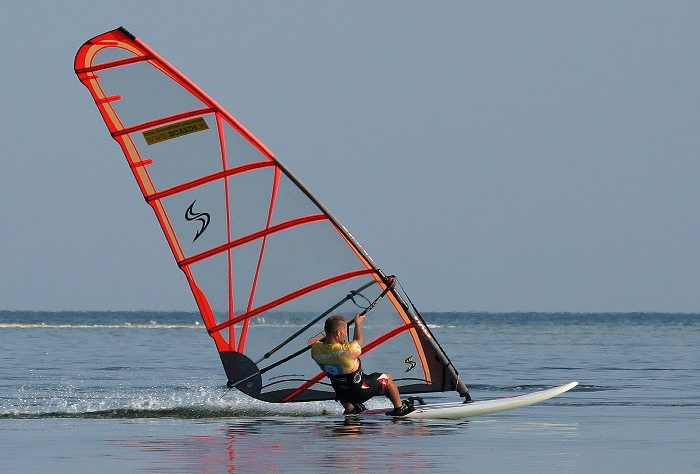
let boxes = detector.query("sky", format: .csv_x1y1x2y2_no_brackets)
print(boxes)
1,1,698,312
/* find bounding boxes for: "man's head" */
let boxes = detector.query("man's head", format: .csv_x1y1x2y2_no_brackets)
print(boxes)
324,315,348,342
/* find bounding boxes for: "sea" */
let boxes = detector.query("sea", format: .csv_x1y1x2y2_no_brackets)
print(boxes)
1,311,698,473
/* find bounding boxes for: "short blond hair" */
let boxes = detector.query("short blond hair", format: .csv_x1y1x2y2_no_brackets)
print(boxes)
324,315,347,334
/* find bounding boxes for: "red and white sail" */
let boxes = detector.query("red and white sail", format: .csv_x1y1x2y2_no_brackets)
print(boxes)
74,27,469,403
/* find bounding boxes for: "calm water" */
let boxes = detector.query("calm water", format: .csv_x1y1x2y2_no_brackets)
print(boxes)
1,311,698,472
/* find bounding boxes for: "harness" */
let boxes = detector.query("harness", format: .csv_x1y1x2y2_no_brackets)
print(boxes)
327,361,367,403
328,362,364,389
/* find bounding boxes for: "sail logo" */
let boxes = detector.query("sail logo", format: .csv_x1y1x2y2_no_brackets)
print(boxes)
404,356,417,372
185,200,210,242
142,117,209,145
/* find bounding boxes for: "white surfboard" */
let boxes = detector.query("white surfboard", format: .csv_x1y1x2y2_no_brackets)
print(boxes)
362,381,578,419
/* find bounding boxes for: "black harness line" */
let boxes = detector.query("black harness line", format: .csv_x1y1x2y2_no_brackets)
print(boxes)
254,279,378,365
306,275,396,344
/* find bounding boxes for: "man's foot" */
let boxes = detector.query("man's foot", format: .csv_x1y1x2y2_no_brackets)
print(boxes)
385,399,415,417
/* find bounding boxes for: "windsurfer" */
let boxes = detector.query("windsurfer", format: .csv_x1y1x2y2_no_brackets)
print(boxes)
311,314,414,416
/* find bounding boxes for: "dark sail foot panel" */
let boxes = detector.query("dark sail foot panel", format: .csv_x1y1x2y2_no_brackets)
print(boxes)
220,351,262,397
220,351,339,403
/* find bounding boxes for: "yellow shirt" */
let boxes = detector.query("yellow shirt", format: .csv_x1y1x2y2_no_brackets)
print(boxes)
311,340,361,376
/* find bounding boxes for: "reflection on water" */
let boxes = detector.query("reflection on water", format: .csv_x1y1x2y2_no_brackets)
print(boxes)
110,417,472,472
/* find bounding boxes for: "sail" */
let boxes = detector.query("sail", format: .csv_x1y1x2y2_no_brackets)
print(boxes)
74,27,469,403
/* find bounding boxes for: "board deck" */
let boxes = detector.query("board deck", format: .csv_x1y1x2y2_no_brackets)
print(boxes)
361,381,578,419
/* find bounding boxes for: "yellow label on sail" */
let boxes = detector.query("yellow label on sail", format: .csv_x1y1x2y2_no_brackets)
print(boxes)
143,117,209,145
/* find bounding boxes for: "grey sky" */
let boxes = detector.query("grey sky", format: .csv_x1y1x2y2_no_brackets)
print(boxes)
1,1,698,312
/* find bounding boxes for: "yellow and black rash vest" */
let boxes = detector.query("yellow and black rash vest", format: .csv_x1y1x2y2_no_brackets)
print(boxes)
311,340,361,377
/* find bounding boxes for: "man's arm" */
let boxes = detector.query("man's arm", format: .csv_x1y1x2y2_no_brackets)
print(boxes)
352,313,365,347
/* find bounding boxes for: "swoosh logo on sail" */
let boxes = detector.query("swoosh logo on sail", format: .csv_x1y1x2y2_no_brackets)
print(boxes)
404,356,417,373
185,200,210,242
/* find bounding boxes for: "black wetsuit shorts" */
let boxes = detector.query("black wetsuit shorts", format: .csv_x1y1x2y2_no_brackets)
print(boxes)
330,368,390,404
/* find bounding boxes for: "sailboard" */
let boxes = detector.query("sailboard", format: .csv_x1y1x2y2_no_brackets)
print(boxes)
74,27,575,417
363,381,579,419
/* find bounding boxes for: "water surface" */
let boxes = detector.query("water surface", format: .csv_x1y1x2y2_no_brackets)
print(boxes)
1,311,698,472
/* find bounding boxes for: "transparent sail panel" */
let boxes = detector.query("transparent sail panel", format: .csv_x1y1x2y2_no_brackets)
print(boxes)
222,120,271,167
230,239,263,316
270,174,324,226
92,46,137,64
130,113,222,191
252,220,361,309
160,180,228,258
189,253,229,327
228,167,276,241
359,330,427,387
96,62,206,127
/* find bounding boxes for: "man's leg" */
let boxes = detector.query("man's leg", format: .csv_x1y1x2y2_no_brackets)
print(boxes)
376,373,415,416
377,374,402,409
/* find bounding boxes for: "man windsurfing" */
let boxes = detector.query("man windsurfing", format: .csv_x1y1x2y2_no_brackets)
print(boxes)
311,314,414,416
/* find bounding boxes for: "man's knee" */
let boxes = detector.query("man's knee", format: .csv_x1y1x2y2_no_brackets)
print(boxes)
378,373,397,390
377,373,392,389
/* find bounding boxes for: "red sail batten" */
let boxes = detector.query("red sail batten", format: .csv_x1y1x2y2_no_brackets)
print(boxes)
146,161,275,203
215,114,235,350
97,95,121,104
237,167,281,353
178,214,327,268
112,107,215,138
208,269,376,335
129,159,153,168
75,54,154,74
